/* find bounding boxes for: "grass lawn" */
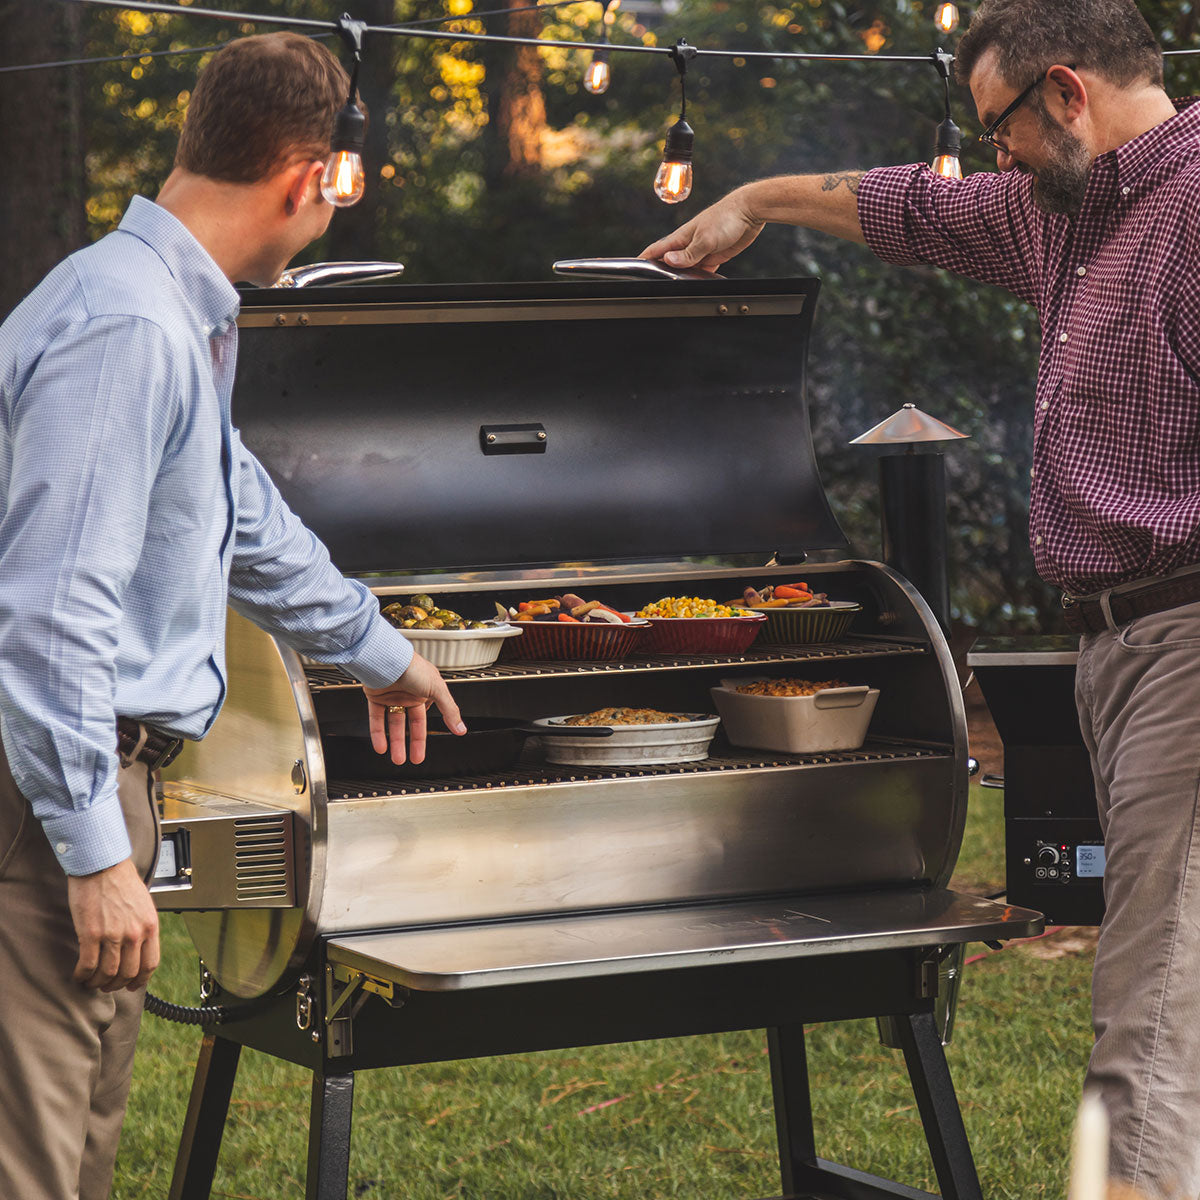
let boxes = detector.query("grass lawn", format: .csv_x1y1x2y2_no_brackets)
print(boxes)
114,785,1094,1199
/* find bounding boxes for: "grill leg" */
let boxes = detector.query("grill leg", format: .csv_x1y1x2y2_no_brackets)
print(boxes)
168,1033,242,1200
306,1071,355,1200
894,1010,984,1200
767,1023,818,1195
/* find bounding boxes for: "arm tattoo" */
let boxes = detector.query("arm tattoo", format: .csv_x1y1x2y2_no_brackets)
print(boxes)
820,171,864,196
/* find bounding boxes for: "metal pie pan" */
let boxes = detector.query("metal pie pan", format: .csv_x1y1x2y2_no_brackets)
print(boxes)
532,713,721,766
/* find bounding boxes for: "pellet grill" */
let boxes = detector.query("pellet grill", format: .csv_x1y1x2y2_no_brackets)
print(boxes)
151,277,1041,1200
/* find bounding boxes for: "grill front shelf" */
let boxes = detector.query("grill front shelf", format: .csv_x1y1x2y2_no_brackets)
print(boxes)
305,635,926,690
326,739,949,799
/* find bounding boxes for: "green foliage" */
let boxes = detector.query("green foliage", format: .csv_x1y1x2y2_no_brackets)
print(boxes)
75,2,1200,629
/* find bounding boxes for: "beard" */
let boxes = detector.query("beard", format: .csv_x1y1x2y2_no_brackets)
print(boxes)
1029,108,1093,216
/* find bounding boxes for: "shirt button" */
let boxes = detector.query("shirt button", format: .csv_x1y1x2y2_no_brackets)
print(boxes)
1030,468,1036,479
55,841,68,854
1121,186,1131,196
1059,332,1069,343
1076,266,1087,277
1041,400,1050,410
1035,535,1044,546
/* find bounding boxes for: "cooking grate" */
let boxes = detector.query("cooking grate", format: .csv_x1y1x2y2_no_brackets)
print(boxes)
305,637,926,691
325,741,950,799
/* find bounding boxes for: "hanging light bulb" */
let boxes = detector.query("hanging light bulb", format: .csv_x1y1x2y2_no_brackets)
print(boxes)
654,118,694,203
321,100,367,206
928,47,963,179
931,114,963,178
321,15,368,208
654,39,698,204
583,48,611,95
934,2,960,33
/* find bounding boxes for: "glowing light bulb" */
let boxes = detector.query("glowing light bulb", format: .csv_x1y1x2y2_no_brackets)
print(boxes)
583,50,611,95
931,115,963,180
321,150,366,206
654,117,694,204
934,2,959,33
931,153,963,179
321,99,367,208
654,159,693,203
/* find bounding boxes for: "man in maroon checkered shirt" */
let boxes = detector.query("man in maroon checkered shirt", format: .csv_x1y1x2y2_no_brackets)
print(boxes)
645,0,1200,1195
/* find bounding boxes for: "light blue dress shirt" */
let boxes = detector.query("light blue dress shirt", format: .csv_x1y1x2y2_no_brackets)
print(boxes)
0,196,413,876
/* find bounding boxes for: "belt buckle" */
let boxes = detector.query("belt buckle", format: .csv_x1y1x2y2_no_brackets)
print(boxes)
149,738,184,772
1061,593,1077,609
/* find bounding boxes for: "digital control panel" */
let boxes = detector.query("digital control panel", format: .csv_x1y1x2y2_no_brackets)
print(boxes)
1030,839,1105,884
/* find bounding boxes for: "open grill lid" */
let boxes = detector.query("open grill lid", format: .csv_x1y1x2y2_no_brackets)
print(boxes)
232,278,846,577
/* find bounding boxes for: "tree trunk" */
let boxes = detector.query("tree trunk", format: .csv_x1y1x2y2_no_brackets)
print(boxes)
481,0,546,188
0,1,85,319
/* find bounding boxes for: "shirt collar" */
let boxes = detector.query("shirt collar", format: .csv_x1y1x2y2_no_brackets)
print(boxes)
117,195,241,338
1101,96,1200,195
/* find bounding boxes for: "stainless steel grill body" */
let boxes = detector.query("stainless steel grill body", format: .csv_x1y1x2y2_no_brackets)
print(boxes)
161,557,971,998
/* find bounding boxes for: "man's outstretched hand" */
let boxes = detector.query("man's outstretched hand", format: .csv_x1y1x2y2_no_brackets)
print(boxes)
363,652,466,765
640,189,765,272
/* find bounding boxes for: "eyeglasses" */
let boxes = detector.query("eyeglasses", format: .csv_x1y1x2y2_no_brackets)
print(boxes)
978,64,1075,152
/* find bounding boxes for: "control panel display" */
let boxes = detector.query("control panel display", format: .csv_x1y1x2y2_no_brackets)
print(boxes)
1076,843,1106,879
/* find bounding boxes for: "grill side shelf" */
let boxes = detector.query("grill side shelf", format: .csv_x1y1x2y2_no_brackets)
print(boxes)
304,637,928,690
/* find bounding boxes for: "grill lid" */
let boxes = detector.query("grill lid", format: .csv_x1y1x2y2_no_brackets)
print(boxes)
233,278,846,576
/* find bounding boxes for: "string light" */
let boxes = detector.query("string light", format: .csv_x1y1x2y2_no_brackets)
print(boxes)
583,0,617,94
934,3,960,34
930,46,963,179
654,39,696,204
321,14,368,208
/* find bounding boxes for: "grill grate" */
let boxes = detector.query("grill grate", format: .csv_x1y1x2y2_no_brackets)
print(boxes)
305,637,926,691
233,815,291,901
325,741,950,800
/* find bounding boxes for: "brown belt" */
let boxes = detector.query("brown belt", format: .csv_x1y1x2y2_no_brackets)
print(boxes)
116,717,185,772
1062,571,1200,634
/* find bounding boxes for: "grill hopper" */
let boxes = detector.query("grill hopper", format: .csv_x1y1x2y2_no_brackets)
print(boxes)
154,279,1019,1000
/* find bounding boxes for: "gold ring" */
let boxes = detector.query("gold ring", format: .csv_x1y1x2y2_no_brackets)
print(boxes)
387,705,402,714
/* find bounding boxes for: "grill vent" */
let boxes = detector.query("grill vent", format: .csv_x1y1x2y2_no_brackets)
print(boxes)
234,815,291,901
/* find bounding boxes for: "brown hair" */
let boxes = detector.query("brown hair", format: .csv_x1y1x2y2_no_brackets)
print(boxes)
175,32,351,183
955,0,1163,90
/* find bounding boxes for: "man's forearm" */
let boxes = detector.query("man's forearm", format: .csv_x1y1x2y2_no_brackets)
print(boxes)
733,172,867,245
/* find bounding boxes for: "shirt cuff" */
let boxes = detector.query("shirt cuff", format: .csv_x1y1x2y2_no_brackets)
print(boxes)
857,163,928,267
341,616,416,689
40,789,133,876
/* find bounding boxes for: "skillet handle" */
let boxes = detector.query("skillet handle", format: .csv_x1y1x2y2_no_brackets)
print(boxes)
519,723,615,738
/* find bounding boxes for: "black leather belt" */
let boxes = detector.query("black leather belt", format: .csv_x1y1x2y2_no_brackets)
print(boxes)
1062,571,1200,634
116,717,184,772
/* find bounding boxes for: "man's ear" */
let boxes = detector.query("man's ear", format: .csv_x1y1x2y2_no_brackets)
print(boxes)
284,160,326,216
1047,64,1087,121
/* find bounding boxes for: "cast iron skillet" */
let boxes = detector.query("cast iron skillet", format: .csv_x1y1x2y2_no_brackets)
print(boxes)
321,716,612,780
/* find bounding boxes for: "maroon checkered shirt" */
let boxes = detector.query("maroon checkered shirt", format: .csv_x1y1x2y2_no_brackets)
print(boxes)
858,99,1200,596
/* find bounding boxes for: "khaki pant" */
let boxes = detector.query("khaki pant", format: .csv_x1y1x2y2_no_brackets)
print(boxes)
1076,599,1200,1200
0,738,158,1200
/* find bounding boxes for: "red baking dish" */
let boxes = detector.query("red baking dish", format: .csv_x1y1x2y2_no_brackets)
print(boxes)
500,618,650,661
639,613,767,655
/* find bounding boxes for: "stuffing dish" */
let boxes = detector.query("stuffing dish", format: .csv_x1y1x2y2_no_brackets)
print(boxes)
561,707,696,726
734,678,852,697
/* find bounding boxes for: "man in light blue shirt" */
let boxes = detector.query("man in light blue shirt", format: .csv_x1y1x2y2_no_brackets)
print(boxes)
0,32,463,1200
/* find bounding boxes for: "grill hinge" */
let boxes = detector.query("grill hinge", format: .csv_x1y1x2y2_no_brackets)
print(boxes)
322,963,407,1059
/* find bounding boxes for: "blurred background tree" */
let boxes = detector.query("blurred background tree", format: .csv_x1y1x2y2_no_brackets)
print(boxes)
1,0,1196,631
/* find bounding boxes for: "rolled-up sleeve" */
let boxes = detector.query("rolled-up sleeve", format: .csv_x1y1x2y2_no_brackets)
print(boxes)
227,437,413,689
858,163,1045,307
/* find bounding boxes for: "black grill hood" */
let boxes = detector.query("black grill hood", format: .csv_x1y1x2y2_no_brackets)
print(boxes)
232,278,846,576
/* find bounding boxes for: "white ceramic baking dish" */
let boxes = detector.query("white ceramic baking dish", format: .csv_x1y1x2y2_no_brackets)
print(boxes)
710,680,879,754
